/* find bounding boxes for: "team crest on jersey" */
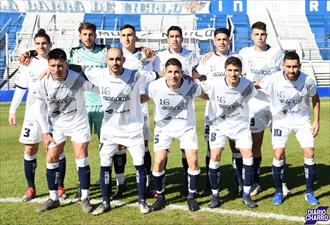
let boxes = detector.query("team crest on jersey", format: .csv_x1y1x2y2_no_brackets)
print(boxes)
123,85,132,95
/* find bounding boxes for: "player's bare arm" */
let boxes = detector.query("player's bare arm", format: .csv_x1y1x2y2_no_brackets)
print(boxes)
311,94,320,137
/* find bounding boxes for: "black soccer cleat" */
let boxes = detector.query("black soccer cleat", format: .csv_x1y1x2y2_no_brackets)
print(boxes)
187,198,200,211
208,196,220,208
242,195,258,208
151,197,166,211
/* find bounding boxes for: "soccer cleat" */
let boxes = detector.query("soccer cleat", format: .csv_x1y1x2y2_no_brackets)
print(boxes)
282,183,293,197
37,198,59,212
187,198,200,211
22,187,36,202
151,197,166,211
208,196,220,208
80,198,93,213
242,195,258,208
111,183,127,200
272,192,283,205
57,186,66,200
139,200,151,214
305,192,319,205
74,183,81,200
92,202,111,216
250,183,262,196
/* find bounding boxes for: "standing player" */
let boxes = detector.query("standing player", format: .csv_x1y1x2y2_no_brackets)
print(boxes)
195,28,244,196
258,52,320,205
33,48,94,213
153,25,199,192
81,48,157,215
146,58,203,212
200,56,257,208
68,22,108,199
111,24,155,199
8,29,66,202
238,21,291,196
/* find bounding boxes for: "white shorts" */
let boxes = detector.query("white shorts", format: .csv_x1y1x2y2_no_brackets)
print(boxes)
100,131,145,167
209,125,252,150
48,125,91,148
250,105,272,133
19,119,43,144
143,113,151,141
153,126,198,151
272,123,314,149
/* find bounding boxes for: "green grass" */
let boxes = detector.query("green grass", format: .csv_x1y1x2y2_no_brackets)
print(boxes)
0,99,329,225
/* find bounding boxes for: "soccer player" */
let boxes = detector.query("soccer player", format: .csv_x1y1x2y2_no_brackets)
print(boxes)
145,58,203,212
195,28,244,196
200,56,258,208
111,24,155,199
81,48,157,215
8,29,66,202
238,21,291,196
33,48,94,213
68,22,109,199
257,51,320,205
153,25,199,193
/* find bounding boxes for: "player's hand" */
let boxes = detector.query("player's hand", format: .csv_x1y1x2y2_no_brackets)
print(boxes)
200,51,213,64
312,121,319,137
43,133,55,150
8,113,17,128
159,71,165,77
38,68,51,80
19,50,37,66
142,47,155,59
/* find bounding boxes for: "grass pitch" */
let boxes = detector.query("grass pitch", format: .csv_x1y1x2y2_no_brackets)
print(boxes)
0,99,329,225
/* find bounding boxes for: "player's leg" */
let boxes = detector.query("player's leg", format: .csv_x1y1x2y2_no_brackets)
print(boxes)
126,132,150,214
180,148,189,195
19,119,42,202
112,146,127,199
93,138,116,216
57,145,66,200
151,128,171,211
229,139,243,195
37,141,64,212
236,129,257,208
22,144,39,202
250,130,263,196
143,114,152,196
271,126,288,205
201,124,211,196
296,126,318,205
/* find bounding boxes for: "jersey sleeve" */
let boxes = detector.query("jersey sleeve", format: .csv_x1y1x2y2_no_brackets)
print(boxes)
82,67,102,87
14,66,29,89
259,75,273,94
152,55,161,72
306,75,317,97
9,87,27,114
200,80,210,94
138,69,157,87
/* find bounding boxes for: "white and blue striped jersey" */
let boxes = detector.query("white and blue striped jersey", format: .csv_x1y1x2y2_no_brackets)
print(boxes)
148,77,202,133
260,71,317,127
33,69,94,134
9,57,48,119
201,77,257,130
153,48,198,76
83,67,157,136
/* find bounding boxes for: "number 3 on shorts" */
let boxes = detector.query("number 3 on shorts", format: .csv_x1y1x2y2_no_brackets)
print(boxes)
23,128,31,137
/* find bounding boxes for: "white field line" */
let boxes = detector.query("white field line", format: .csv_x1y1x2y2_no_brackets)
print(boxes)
3,197,329,224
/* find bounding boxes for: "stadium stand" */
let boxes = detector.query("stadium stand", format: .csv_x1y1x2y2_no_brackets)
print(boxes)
0,0,329,97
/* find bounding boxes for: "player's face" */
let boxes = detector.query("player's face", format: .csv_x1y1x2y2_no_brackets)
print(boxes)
165,64,182,89
79,29,96,50
120,28,136,50
106,48,125,76
251,28,267,50
34,37,51,58
283,59,301,81
213,33,229,54
167,30,183,52
48,59,68,81
225,64,241,86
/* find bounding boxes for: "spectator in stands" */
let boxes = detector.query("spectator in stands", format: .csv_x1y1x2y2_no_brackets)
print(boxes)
238,21,291,197
8,29,67,202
